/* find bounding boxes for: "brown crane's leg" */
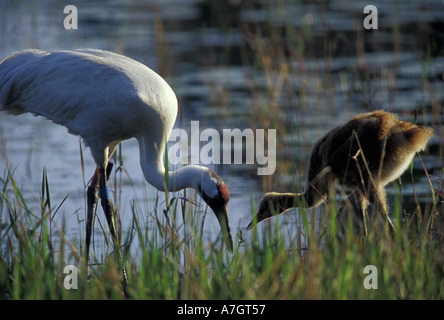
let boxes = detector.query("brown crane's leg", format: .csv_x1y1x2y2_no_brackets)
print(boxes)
356,191,369,237
357,186,397,237
373,186,397,234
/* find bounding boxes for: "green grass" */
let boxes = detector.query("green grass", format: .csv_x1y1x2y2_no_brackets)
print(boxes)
1,164,443,300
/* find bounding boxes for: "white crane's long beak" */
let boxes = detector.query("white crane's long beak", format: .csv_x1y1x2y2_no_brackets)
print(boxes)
213,205,233,251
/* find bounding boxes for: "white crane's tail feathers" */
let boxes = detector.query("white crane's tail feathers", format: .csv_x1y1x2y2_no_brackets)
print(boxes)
0,79,26,115
0,49,46,115
0,79,12,112
0,55,15,113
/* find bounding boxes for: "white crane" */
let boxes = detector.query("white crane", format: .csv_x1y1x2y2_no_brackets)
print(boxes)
0,49,233,262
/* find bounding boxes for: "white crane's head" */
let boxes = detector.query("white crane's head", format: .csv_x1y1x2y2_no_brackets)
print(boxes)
192,166,233,250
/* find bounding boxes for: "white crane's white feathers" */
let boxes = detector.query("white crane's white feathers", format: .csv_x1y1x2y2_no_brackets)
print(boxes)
0,49,227,195
0,49,176,165
0,48,232,248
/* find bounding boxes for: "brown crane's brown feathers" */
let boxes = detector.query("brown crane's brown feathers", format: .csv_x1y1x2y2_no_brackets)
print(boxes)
247,111,434,233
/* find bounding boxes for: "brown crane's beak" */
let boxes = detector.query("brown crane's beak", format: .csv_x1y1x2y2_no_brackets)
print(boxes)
246,211,273,230
246,213,260,230
212,204,233,251
246,219,254,231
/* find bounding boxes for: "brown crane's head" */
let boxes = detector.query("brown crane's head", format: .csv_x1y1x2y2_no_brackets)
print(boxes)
246,192,291,230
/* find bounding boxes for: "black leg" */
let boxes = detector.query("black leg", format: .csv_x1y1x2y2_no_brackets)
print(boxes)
98,164,128,289
85,186,98,262
99,166,118,243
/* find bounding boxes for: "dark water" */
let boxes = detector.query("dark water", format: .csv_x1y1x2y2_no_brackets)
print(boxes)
1,0,443,253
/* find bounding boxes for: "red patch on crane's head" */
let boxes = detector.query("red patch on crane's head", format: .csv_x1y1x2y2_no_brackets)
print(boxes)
217,184,230,203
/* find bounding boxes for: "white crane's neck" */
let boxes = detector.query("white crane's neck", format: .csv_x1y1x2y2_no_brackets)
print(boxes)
137,135,207,193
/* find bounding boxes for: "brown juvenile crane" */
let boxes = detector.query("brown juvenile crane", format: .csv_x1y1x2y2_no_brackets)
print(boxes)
247,110,434,235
